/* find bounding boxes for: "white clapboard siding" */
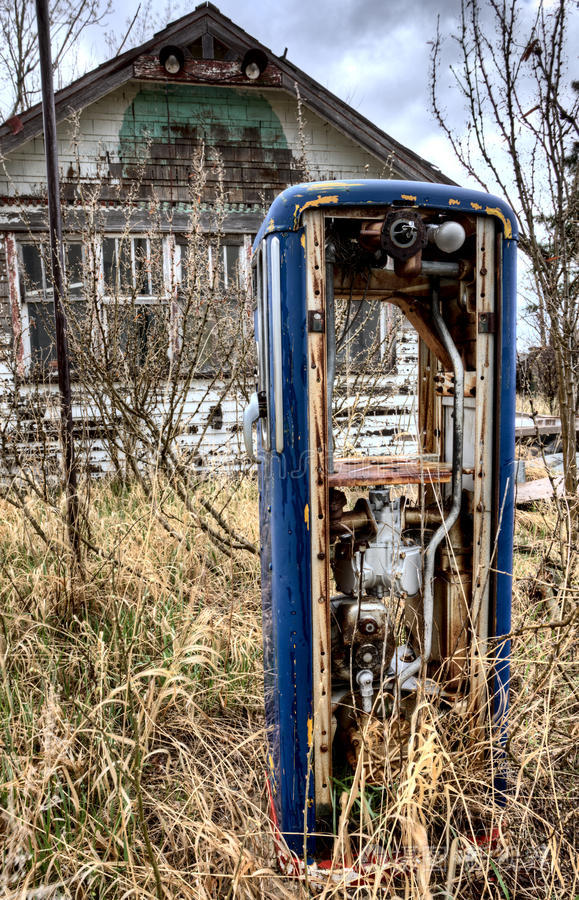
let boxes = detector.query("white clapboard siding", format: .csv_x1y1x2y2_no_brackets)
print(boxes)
0,331,420,475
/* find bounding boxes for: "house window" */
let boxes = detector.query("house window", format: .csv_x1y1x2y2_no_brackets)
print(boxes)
19,241,86,377
15,233,250,379
101,236,167,371
101,236,165,297
222,243,243,288
174,237,246,372
177,237,243,290
336,299,397,373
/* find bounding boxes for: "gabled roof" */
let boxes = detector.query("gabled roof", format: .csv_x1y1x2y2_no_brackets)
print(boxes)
0,2,453,185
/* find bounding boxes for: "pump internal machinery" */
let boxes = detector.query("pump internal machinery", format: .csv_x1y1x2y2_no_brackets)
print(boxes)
330,487,421,701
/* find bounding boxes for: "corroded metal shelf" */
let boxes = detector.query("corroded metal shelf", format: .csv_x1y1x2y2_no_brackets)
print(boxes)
329,456,452,487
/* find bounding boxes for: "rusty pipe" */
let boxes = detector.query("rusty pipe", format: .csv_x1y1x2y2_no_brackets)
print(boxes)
326,242,336,474
404,507,443,528
399,279,464,690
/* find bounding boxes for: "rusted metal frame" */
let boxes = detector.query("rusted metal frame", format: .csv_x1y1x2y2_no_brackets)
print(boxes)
418,339,441,515
333,270,453,369
470,218,496,717
388,294,454,370
334,265,431,297
435,370,477,398
304,209,333,816
334,268,468,301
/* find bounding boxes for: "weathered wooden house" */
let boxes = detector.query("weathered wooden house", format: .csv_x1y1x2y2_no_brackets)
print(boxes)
0,2,450,472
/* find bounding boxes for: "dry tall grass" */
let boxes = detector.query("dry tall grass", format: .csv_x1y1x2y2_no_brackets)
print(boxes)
0,480,576,898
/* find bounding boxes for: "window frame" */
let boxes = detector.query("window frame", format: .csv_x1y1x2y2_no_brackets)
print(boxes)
18,238,87,377
14,232,253,380
335,298,397,374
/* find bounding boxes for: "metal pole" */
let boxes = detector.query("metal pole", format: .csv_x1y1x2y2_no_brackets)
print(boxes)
325,241,336,474
35,0,80,559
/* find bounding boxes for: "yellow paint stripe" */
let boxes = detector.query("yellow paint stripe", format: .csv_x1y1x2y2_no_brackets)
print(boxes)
301,194,339,213
485,206,513,239
306,181,363,190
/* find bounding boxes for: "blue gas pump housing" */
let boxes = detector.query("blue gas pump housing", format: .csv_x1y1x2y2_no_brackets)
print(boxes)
246,180,518,858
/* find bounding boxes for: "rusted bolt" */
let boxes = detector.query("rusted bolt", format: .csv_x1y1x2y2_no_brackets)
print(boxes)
317,552,325,560
480,267,487,276
359,617,378,635
320,744,328,753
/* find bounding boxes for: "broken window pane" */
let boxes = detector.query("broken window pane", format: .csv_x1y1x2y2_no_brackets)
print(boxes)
102,237,116,293
67,243,84,297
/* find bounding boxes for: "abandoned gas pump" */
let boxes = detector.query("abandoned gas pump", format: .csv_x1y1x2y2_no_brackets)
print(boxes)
245,180,517,876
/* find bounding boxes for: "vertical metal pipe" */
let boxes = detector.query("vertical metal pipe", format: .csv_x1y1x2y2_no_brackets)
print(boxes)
325,242,336,474
35,0,80,559
399,279,464,689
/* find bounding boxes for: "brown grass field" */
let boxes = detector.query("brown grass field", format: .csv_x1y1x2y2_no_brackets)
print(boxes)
0,478,576,898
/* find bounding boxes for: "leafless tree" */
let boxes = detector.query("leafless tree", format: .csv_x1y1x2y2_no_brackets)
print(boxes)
0,0,112,118
0,0,155,120
431,0,579,519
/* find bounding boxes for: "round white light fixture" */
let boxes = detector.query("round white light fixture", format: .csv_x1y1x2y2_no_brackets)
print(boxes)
429,221,466,254
241,49,268,81
159,46,185,75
